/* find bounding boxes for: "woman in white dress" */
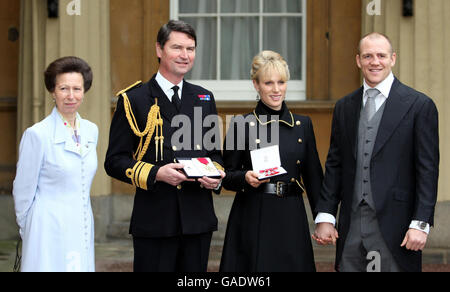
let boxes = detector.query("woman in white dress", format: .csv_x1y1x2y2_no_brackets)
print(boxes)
13,57,98,272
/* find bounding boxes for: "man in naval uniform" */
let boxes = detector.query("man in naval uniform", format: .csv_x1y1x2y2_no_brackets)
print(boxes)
312,33,439,272
105,20,225,272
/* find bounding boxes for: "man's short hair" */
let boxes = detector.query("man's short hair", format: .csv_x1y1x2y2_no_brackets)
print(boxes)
157,20,197,49
358,32,394,55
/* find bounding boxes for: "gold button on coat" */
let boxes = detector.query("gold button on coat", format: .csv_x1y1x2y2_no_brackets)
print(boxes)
172,146,177,151
296,121,301,126
298,139,303,143
177,185,182,190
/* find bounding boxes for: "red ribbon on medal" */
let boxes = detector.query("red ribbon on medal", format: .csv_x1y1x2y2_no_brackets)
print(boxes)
197,158,209,165
259,167,280,177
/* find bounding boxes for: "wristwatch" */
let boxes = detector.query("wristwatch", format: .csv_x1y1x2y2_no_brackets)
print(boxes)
418,221,428,231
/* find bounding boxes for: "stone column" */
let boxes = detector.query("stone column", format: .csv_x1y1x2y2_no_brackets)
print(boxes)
18,0,112,240
17,0,47,135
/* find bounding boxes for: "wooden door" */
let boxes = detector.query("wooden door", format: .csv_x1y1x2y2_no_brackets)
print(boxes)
0,0,20,193
307,0,362,100
110,0,170,95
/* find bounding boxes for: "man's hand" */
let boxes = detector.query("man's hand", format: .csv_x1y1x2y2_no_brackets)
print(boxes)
198,170,226,190
156,163,194,186
245,171,269,188
312,223,339,246
401,229,428,251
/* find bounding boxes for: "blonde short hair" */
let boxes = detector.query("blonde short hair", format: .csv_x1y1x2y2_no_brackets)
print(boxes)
251,51,290,82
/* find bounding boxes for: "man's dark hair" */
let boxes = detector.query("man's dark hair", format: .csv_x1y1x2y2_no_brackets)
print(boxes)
157,20,197,49
44,56,93,93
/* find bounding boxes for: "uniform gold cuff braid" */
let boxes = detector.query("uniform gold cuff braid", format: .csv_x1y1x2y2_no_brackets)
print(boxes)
126,161,153,191
213,162,224,172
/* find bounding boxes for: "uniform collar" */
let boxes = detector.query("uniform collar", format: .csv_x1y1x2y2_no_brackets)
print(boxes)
52,107,95,146
253,101,294,128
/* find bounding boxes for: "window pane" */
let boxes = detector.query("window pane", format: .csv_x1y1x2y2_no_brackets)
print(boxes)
264,0,302,13
221,0,259,13
221,17,259,80
181,18,217,80
179,0,217,13
263,17,302,80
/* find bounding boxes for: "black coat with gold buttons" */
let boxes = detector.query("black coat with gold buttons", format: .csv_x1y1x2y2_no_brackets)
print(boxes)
104,75,224,238
220,101,323,272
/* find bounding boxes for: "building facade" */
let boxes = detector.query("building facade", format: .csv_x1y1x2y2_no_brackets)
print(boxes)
1,0,449,248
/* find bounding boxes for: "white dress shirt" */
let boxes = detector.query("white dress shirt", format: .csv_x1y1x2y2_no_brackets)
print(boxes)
155,71,183,102
362,72,394,111
315,72,430,234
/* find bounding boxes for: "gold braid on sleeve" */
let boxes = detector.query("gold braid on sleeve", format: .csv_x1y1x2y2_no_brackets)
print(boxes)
212,162,225,172
120,89,164,190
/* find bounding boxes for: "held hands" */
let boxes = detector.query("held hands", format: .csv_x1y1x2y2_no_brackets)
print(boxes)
245,171,270,188
401,229,428,251
312,223,339,246
311,225,428,251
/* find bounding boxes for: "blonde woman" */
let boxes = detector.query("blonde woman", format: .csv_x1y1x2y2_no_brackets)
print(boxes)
220,51,323,272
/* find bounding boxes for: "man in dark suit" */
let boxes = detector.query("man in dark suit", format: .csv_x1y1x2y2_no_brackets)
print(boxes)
312,32,439,272
105,20,225,272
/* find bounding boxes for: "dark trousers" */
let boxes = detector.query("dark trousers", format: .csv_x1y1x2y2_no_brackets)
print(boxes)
132,232,213,272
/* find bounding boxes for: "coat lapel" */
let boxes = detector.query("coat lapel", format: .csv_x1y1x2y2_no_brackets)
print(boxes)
53,108,67,145
344,87,363,160
52,108,80,156
52,107,96,157
180,81,197,116
372,78,417,158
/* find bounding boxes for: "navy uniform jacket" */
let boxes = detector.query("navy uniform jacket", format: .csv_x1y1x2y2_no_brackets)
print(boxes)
105,75,224,238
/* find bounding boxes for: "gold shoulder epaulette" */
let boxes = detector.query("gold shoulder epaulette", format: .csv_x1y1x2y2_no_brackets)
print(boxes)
116,81,143,96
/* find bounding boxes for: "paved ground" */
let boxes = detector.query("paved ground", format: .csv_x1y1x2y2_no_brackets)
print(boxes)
1,239,449,272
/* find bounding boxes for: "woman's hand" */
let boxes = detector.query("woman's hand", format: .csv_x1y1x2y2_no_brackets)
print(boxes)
245,171,269,188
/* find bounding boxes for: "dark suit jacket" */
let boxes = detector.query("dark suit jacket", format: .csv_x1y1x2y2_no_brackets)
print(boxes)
316,77,439,272
105,75,223,238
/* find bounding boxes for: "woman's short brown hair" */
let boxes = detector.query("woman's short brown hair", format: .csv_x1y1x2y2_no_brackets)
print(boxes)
44,56,93,93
